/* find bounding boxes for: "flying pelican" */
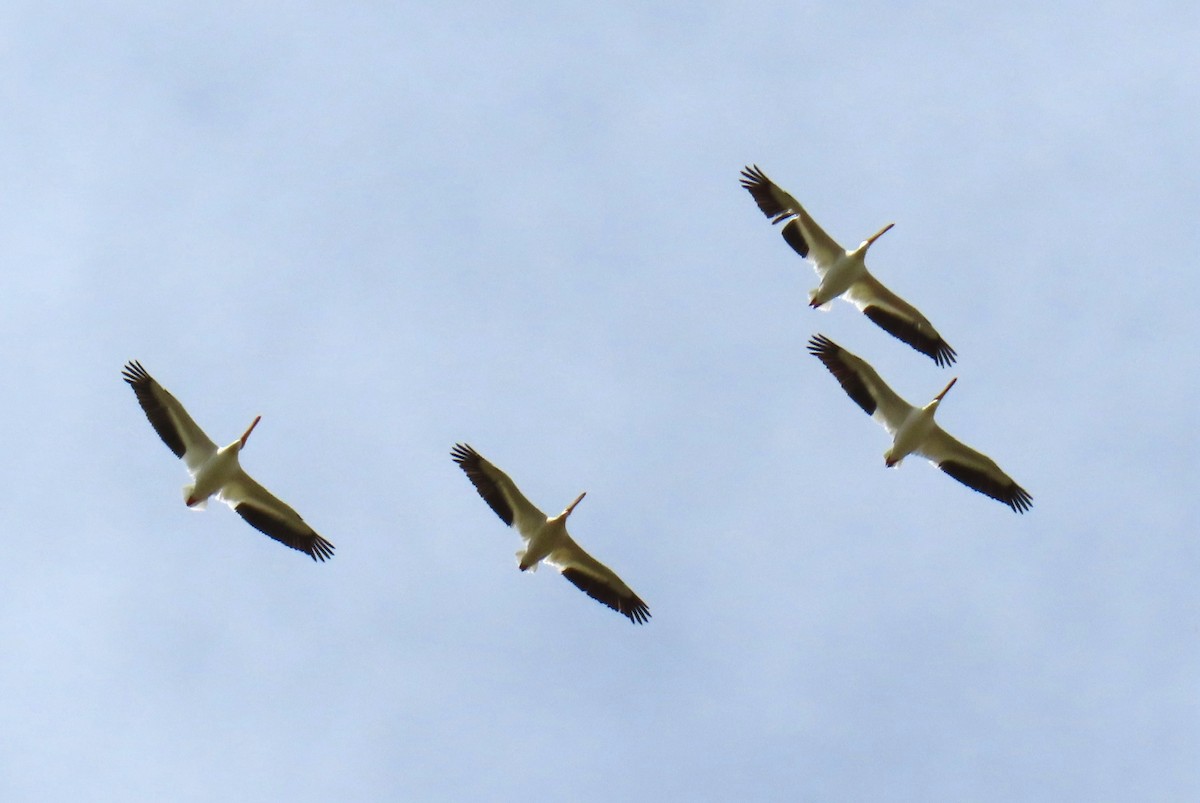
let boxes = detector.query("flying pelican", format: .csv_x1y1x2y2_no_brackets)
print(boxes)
451,443,650,624
740,164,956,367
122,361,335,561
806,335,1031,513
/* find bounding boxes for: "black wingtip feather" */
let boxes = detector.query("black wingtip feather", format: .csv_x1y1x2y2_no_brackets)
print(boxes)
121,360,150,386
309,535,336,561
806,334,877,416
451,443,515,526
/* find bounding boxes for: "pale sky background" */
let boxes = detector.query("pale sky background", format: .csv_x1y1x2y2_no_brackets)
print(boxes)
1,2,1197,801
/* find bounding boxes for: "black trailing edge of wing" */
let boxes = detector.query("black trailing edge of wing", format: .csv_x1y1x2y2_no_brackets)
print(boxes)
780,219,810,258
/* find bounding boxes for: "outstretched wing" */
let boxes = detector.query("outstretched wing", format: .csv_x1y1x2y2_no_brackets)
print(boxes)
549,536,650,625
806,334,914,434
919,427,1032,513
220,469,336,560
122,361,217,472
451,443,547,540
845,274,957,367
739,164,845,277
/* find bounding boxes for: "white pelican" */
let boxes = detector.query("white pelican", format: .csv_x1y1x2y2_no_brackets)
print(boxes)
451,443,650,624
122,361,335,561
740,165,957,367
806,335,1032,513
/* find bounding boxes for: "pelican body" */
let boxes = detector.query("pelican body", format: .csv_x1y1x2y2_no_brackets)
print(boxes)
886,377,957,468
740,164,956,367
516,490,587,571
803,220,894,311
451,443,650,624
183,415,260,509
806,336,1031,513
122,361,335,561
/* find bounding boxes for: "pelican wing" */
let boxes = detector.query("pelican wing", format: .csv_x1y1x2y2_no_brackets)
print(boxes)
549,536,650,625
739,165,844,275
122,361,217,472
806,335,913,433
844,275,957,367
219,469,335,560
451,443,547,540
919,427,1032,513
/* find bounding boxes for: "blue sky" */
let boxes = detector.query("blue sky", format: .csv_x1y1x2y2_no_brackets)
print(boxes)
1,2,1197,800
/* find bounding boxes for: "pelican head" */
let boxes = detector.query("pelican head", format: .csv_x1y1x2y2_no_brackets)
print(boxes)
238,415,262,448
563,491,587,517
884,451,902,468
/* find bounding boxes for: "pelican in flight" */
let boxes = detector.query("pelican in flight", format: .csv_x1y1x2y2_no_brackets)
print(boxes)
740,164,956,367
806,335,1031,512
451,443,650,624
122,361,335,561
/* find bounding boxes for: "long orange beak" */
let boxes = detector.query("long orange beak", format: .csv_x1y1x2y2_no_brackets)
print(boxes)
240,415,262,447
865,222,894,247
564,492,586,516
933,377,958,402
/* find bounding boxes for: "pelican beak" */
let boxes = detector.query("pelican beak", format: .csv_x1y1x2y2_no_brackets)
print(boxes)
564,492,587,516
240,415,262,447
933,377,958,402
865,222,894,247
